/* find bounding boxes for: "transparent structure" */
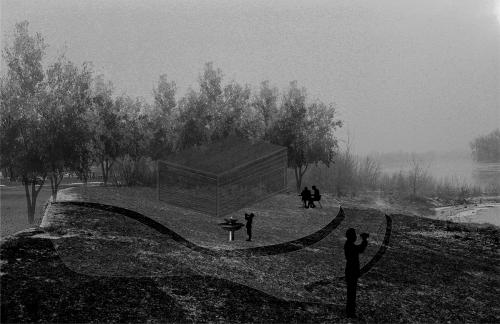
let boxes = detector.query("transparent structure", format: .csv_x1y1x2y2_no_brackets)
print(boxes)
158,137,287,216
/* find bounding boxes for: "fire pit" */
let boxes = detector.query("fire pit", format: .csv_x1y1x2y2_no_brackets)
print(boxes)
218,217,244,241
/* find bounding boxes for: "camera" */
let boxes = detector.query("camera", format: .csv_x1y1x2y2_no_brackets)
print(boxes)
360,233,369,239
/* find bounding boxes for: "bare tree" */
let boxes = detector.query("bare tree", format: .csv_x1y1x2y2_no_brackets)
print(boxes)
407,154,430,197
358,156,381,191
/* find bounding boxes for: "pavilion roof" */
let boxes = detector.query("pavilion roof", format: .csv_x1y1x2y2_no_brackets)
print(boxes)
163,136,286,175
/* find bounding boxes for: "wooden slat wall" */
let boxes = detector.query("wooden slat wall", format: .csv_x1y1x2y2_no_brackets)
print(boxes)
158,161,217,215
219,151,286,185
218,150,286,216
158,150,287,217
218,165,286,216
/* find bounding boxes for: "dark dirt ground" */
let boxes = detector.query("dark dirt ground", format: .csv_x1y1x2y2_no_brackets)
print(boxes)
1,198,499,323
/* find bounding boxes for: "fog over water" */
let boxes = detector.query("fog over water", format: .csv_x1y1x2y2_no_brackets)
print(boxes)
375,151,500,189
1,0,499,154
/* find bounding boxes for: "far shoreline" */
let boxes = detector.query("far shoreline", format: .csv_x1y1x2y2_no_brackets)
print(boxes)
325,191,500,229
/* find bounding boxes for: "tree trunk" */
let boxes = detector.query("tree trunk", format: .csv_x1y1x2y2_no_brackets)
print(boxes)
23,178,42,224
82,169,88,185
294,168,301,192
49,172,62,202
101,160,106,185
83,179,88,197
101,159,113,186
8,166,15,181
24,181,35,224
294,164,309,192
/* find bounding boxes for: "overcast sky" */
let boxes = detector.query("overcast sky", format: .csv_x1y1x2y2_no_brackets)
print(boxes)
1,0,499,154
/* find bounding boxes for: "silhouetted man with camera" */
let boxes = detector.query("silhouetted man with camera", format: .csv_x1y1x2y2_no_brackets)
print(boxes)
344,228,369,318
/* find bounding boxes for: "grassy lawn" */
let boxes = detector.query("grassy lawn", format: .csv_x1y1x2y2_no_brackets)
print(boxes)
0,186,52,239
0,178,102,239
1,185,499,322
43,186,387,299
40,203,386,301
66,186,387,249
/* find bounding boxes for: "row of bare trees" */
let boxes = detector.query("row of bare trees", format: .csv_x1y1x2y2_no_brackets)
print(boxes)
296,147,382,197
298,150,487,201
1,22,343,223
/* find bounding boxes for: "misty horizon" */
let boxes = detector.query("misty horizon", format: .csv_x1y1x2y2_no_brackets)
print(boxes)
2,0,499,154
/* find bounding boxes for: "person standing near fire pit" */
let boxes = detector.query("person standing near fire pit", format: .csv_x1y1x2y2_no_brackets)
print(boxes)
344,228,369,318
245,213,254,241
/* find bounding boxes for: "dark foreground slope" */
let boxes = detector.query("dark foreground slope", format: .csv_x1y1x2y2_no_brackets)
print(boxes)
1,208,499,323
0,231,338,323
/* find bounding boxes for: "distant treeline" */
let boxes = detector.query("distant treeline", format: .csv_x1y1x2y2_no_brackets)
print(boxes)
470,129,500,163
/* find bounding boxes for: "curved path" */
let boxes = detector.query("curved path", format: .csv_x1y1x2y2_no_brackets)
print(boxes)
304,214,393,291
50,201,345,257
359,214,392,276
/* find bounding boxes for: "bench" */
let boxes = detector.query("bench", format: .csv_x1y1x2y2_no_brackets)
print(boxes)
298,194,323,208
310,195,322,208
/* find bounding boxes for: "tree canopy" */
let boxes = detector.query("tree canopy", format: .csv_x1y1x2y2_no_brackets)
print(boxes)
1,21,49,222
269,81,342,191
1,21,345,227
470,129,500,163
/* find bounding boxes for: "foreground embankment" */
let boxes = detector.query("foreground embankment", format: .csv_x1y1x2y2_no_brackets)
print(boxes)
1,190,498,323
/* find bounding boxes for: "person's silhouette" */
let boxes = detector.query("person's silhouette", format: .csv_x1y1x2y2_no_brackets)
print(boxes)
310,185,321,208
300,187,312,208
245,213,254,241
344,228,369,318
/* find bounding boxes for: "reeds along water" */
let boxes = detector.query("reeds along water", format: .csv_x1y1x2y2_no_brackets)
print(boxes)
288,153,500,198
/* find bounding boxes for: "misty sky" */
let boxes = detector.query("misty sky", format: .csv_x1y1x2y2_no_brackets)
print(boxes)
1,0,499,154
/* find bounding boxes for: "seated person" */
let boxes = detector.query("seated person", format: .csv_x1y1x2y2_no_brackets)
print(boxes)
300,187,312,208
309,186,321,208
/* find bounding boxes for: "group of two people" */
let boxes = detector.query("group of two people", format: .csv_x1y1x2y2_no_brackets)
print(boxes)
299,185,321,208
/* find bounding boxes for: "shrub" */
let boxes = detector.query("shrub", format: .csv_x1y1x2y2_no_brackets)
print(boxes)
111,155,157,187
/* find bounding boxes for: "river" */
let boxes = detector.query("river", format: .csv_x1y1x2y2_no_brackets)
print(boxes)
434,203,500,227
378,152,500,190
377,152,500,227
